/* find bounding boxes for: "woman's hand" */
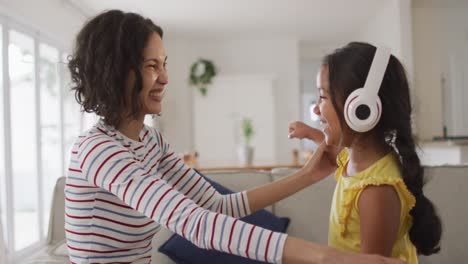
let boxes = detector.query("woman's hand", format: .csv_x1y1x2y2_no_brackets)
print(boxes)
320,247,406,264
299,142,337,184
283,237,406,264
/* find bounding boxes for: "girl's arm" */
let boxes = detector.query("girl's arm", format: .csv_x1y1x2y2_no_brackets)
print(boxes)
358,185,401,256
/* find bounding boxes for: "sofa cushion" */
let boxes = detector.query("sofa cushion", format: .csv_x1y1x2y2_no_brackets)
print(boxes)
158,170,290,264
418,166,468,264
272,173,335,244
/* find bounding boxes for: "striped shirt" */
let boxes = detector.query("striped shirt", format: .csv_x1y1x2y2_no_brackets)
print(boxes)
65,120,287,263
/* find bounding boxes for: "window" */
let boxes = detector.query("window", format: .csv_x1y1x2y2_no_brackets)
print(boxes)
0,23,7,252
9,29,39,251
39,43,61,234
0,15,84,261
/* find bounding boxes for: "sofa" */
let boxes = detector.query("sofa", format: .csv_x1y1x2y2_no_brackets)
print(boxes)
26,166,468,263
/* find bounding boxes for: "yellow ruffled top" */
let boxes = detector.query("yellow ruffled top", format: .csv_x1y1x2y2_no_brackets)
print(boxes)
328,148,418,264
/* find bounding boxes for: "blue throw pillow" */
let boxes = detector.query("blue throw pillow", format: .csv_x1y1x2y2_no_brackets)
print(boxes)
158,170,290,264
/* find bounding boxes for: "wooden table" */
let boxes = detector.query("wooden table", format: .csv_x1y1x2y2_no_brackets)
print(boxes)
198,164,302,172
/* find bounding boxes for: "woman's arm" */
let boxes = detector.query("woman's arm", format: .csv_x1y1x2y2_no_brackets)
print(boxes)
358,185,401,256
283,237,406,264
246,142,336,212
155,141,251,218
74,135,286,262
160,134,336,214
157,130,334,216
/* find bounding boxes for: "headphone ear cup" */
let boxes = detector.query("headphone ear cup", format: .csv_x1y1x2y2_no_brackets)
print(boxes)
344,88,382,133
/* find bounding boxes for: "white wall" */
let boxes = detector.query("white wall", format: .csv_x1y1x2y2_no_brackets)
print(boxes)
0,0,85,50
412,5,468,140
412,7,444,140
161,35,301,164
356,0,413,72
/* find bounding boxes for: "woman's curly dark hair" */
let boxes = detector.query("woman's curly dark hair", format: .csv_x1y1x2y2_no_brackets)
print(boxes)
323,42,442,256
68,9,163,127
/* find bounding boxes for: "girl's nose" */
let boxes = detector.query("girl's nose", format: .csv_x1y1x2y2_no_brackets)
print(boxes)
313,102,320,116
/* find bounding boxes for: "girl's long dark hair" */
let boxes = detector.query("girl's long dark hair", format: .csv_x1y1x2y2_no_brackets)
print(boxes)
323,42,442,255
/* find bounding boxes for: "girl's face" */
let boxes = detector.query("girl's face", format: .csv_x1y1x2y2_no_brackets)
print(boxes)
314,66,347,146
127,32,168,117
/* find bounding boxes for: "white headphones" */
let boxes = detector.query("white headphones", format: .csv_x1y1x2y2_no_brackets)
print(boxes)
344,47,391,133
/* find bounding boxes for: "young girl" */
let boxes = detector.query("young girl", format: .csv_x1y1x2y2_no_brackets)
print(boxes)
289,42,442,264
65,10,404,264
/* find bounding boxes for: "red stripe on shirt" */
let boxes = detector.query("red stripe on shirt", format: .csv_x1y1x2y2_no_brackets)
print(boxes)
66,184,98,189
109,161,137,192
136,179,158,210
150,188,172,219
165,197,187,228
141,130,149,141
264,231,274,262
122,179,134,202
173,168,191,187
140,143,158,163
241,193,248,215
227,219,239,254
245,225,256,259
65,229,153,244
210,213,220,250
80,140,113,169
195,185,212,205
184,177,202,197
181,207,199,238
159,152,174,164
93,150,128,185
230,195,235,217
66,213,154,228
161,159,181,179
78,134,105,148
199,189,216,208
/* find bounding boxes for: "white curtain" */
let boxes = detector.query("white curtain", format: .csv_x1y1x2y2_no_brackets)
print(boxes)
0,203,7,264
0,217,6,264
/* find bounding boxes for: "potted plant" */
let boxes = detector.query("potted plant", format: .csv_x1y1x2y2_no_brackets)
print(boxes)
237,118,255,166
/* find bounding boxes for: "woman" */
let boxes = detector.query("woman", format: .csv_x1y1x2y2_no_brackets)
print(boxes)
66,9,405,264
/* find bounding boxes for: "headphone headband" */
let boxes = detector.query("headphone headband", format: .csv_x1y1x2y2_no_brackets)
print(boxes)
343,46,391,133
363,47,391,96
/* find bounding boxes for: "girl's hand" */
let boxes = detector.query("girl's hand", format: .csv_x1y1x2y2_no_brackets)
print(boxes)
288,121,312,139
300,142,337,184
289,121,325,144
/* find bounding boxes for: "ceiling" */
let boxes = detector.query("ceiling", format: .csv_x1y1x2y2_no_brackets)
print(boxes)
70,0,386,42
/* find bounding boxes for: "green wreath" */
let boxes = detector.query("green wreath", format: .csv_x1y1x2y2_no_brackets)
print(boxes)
189,59,217,96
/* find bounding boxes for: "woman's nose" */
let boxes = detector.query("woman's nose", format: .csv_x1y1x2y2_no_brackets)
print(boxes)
158,69,169,85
